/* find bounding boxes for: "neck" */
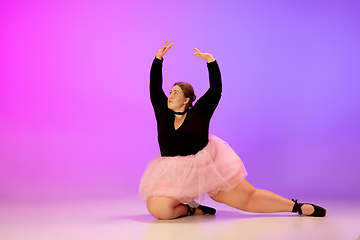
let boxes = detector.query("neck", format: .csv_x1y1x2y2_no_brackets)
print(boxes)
173,109,187,115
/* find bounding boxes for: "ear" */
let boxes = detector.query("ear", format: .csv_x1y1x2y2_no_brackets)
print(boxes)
184,97,190,105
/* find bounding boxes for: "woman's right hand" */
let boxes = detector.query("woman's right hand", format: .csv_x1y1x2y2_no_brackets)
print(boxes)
156,40,173,60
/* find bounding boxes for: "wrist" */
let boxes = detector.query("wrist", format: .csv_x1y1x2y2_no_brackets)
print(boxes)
206,55,215,63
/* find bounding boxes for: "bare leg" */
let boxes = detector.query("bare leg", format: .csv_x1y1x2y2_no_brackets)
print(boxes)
211,179,315,215
147,196,204,220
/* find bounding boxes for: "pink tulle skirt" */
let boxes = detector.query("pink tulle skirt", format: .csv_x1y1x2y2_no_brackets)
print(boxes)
138,135,248,207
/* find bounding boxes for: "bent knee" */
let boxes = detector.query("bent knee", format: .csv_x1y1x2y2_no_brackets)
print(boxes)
146,200,175,220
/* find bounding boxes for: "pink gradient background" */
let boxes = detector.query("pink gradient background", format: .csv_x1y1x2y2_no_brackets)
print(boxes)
1,0,359,203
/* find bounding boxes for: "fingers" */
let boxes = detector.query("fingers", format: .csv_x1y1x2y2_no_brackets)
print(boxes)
161,40,169,51
164,40,173,48
156,40,173,59
159,43,208,58
164,43,173,54
165,43,173,50
163,40,173,49
193,47,202,56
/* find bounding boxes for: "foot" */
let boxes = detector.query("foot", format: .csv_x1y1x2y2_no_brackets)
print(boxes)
301,204,315,215
291,199,326,217
195,208,205,215
185,204,216,216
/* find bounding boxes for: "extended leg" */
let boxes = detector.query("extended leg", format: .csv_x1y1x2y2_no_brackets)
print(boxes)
210,179,316,215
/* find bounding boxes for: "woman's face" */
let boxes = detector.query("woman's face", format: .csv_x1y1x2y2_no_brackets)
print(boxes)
168,85,189,112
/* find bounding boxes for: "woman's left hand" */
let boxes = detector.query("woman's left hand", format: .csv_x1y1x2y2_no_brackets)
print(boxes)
193,48,215,63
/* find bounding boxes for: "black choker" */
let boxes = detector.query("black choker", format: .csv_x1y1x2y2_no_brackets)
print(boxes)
173,110,187,115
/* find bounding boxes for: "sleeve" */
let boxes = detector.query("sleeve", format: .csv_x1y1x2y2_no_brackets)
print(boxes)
150,57,168,118
194,60,222,119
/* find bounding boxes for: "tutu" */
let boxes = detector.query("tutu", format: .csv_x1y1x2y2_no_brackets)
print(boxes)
138,135,248,207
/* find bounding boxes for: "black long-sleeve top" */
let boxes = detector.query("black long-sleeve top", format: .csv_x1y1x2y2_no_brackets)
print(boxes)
150,57,222,157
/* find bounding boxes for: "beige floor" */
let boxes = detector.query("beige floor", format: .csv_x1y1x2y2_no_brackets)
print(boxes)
1,197,359,240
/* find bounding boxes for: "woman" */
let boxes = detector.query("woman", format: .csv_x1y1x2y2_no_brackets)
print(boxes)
138,40,326,220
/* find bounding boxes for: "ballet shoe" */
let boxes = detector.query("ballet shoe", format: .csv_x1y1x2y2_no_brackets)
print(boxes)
197,204,216,215
185,204,196,216
291,199,326,217
186,204,216,216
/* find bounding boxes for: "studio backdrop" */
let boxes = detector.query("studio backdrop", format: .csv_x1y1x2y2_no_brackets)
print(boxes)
0,0,359,202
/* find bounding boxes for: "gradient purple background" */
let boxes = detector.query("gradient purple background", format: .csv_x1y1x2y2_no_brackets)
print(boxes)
1,0,359,203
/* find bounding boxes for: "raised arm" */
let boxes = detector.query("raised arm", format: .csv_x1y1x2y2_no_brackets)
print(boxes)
193,48,222,118
193,48,221,91
150,41,173,115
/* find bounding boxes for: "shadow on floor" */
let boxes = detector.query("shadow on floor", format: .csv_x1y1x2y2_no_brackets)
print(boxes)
103,210,297,223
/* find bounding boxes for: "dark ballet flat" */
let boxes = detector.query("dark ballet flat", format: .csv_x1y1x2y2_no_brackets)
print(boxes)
197,204,216,215
292,199,326,217
186,204,216,216
186,204,196,216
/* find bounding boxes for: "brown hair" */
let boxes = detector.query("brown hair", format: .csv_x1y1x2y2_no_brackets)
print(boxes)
173,82,196,110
